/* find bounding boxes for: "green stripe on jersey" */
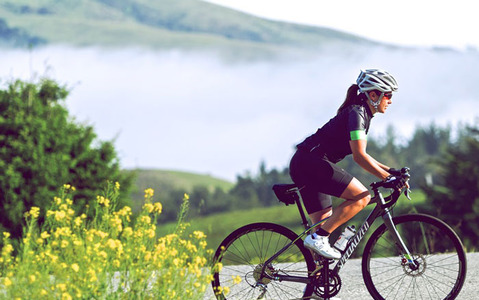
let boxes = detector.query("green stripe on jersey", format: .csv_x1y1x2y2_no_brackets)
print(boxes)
350,130,367,141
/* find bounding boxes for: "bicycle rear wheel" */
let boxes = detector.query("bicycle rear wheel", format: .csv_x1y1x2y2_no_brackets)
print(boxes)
211,222,316,300
362,214,467,300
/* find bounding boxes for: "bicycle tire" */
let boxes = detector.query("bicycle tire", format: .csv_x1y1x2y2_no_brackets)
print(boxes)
362,213,467,300
211,222,316,300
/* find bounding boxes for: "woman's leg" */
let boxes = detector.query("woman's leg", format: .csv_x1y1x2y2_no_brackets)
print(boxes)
308,207,333,229
320,177,370,233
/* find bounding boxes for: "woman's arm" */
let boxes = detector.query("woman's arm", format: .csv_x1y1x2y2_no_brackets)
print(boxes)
349,139,390,180
369,155,390,172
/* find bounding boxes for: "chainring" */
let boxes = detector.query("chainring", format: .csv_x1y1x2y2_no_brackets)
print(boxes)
313,269,342,298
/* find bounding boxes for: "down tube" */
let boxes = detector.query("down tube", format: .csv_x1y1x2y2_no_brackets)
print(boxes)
334,205,382,273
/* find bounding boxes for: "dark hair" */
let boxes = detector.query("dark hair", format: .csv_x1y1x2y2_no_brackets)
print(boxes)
337,84,364,114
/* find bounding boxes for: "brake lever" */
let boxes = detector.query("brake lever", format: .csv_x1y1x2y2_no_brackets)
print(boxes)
404,188,412,201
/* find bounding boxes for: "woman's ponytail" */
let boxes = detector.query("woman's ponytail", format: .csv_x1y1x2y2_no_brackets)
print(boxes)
337,84,362,114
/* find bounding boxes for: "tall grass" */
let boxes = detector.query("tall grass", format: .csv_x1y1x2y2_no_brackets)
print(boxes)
0,183,212,299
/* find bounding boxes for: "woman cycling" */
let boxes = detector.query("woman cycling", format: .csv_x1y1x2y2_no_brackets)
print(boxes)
289,69,407,259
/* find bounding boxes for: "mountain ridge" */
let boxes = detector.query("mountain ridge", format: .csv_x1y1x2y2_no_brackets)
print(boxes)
0,0,381,58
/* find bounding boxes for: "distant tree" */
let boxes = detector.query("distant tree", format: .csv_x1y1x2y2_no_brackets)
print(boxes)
255,161,291,206
190,185,210,216
421,124,479,249
0,79,132,238
229,174,260,209
209,187,233,213
404,124,451,187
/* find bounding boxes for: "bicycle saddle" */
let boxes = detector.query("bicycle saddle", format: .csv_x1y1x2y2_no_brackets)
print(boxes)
272,184,299,206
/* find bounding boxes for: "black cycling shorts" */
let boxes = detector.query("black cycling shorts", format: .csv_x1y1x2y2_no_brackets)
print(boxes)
289,149,353,214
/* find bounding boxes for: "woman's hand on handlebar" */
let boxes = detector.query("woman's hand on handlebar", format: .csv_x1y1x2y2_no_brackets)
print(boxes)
388,167,402,176
383,175,409,190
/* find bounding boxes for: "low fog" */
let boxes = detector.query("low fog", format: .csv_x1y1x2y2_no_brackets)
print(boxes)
1,46,478,181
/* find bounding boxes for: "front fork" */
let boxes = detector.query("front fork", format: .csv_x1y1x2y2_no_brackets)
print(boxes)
382,210,419,268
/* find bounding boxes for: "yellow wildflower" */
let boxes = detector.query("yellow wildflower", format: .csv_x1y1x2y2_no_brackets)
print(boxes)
113,259,120,268
97,196,110,207
143,203,154,213
140,215,151,224
224,286,230,295
71,264,80,273
2,243,13,256
3,277,12,287
232,275,242,285
153,202,162,213
193,231,206,240
28,206,40,219
87,269,98,282
215,262,223,272
173,258,180,267
55,211,66,221
74,217,82,227
56,283,67,292
63,184,75,191
123,227,133,238
144,188,154,198
115,181,120,190
62,293,72,300
106,239,119,250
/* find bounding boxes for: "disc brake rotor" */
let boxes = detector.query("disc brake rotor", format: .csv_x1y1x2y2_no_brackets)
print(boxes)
402,254,426,276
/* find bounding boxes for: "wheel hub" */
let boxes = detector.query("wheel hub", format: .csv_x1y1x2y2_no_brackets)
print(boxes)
253,264,275,285
402,254,426,276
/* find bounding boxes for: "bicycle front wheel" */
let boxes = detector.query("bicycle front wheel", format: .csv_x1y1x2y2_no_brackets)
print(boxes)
362,213,467,300
211,222,316,300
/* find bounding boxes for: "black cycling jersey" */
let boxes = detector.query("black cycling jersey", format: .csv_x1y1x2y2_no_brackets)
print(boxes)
296,103,374,163
289,101,374,213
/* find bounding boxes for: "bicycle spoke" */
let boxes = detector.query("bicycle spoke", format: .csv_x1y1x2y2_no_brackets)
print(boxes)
362,214,466,300
212,223,314,299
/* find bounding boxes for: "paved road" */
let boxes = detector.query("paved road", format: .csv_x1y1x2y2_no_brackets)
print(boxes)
331,252,477,300
205,252,477,299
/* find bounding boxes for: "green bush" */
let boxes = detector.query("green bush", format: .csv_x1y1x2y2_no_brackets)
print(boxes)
0,79,132,238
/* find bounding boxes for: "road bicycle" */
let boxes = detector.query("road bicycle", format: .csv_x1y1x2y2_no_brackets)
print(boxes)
211,168,467,299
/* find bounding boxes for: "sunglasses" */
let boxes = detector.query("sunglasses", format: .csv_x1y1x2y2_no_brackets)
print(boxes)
383,92,393,99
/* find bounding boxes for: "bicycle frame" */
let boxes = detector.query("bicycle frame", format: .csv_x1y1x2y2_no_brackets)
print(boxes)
259,185,416,284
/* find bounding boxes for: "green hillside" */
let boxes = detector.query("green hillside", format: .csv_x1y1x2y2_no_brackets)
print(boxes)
0,0,378,58
125,168,233,213
158,190,427,252
128,168,233,193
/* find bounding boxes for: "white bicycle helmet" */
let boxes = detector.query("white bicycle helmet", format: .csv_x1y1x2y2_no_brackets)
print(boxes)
356,69,398,93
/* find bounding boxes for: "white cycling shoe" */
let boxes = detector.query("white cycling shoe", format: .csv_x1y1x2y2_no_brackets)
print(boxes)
304,233,341,260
